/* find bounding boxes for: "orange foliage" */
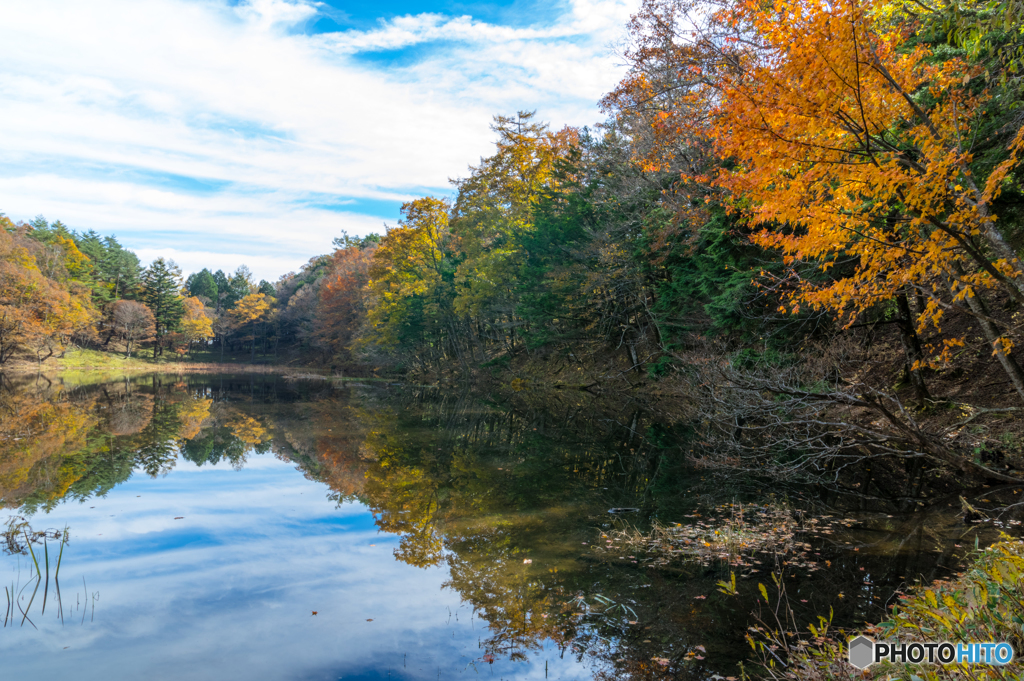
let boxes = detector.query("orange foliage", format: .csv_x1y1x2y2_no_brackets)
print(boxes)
607,0,1024,369
707,0,1024,330
0,219,98,362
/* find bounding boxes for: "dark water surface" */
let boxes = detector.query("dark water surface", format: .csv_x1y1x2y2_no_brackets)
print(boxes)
0,374,1016,680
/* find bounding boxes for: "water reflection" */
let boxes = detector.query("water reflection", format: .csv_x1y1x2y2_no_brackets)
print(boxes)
0,374,1016,679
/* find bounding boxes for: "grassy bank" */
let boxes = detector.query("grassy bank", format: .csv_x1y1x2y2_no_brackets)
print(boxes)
749,540,1024,680
2,348,297,381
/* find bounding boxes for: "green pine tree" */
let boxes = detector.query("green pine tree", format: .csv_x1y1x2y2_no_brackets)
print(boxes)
187,268,219,303
141,258,185,357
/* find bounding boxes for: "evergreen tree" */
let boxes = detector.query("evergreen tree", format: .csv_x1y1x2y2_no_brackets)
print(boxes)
227,265,254,305
141,258,185,356
212,270,230,312
187,268,219,303
73,231,141,303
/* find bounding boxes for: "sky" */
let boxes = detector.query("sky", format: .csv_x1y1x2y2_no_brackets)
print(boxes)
0,0,638,282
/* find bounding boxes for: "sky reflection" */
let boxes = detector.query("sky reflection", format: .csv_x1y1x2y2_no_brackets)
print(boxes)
2,454,590,680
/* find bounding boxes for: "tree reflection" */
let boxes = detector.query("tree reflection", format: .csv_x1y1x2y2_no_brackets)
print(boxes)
0,376,962,679
348,387,680,674
0,382,97,509
1,377,279,509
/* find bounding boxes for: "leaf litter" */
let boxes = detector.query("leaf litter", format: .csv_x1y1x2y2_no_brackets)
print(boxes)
595,502,860,575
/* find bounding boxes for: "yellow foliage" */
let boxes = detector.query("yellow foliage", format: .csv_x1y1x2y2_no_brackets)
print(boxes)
227,415,268,445
230,293,270,325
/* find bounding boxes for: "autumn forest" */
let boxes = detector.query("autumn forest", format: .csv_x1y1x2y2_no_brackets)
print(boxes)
5,1,1024,678
4,0,1024,484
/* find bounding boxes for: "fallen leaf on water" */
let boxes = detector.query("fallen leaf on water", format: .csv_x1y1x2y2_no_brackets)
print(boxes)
366,618,373,622
311,611,317,616
174,517,184,520
483,654,495,664
694,595,706,600
652,657,670,666
523,559,532,564
696,645,706,653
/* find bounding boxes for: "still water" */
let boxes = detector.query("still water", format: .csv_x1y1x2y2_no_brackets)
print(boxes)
0,374,1014,680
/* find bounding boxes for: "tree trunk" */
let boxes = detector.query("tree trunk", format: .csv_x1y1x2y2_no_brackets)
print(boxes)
962,288,1024,403
894,291,929,401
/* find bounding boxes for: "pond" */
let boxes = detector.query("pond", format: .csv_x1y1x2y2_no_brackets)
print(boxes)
0,374,1018,680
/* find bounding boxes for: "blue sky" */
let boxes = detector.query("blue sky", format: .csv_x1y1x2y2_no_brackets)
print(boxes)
0,0,636,280
304,1,565,31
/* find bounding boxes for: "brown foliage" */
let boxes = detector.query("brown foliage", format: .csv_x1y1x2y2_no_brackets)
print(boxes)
109,300,156,358
315,245,376,363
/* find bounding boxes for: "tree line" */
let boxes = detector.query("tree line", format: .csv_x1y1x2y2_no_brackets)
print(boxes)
0,215,280,362
299,0,1024,391
4,0,1024,477
295,0,1024,484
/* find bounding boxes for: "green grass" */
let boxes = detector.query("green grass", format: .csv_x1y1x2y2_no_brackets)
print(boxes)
55,347,276,369
56,348,163,370
1,348,288,384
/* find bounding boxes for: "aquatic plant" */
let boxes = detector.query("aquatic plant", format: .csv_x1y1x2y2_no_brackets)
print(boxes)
2,522,81,630
735,539,1024,680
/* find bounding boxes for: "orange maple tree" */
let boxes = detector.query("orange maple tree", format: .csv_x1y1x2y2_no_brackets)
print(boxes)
608,0,1024,399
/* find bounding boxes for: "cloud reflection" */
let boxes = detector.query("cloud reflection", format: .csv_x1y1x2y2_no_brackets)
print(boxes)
1,454,589,680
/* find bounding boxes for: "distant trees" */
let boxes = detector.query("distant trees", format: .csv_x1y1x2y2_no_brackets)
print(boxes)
273,255,333,355
0,214,295,364
74,230,142,303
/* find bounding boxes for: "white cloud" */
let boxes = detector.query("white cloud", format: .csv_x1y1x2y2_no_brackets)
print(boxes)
0,0,637,278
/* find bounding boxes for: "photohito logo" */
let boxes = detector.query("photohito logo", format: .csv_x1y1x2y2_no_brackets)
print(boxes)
848,636,1014,669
